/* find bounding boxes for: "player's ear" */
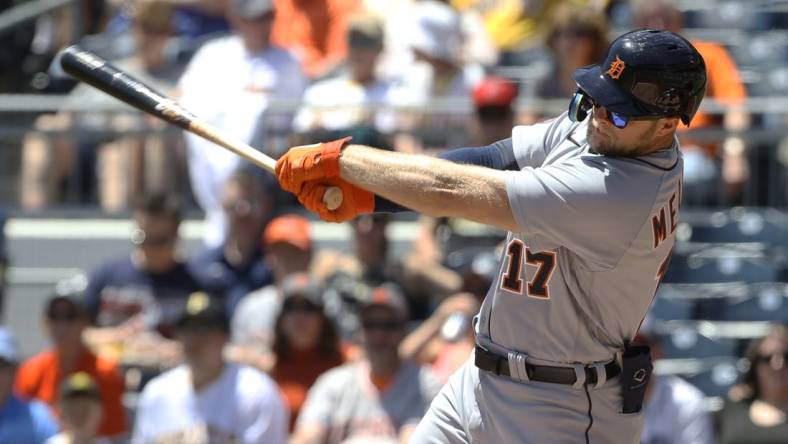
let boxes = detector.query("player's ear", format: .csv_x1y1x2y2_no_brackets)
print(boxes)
654,117,679,137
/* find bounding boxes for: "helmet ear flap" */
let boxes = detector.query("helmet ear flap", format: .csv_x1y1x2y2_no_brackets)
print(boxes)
568,89,592,123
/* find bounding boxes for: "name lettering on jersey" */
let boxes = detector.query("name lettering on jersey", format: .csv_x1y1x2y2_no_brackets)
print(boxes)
500,239,556,299
651,179,682,249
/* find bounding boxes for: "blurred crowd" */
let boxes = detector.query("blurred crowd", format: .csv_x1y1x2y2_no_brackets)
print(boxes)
3,0,770,216
1,0,786,443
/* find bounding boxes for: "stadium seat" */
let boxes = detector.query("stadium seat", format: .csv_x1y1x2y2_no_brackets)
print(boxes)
658,325,740,359
649,286,697,320
694,283,788,322
663,242,784,283
681,208,788,246
682,359,743,398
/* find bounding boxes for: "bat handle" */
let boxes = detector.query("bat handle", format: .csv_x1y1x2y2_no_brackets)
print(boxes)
323,186,343,211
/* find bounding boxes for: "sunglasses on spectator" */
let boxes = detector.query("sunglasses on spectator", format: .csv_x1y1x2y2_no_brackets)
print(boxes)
131,228,175,247
756,352,788,368
47,311,80,322
223,199,261,217
282,299,322,314
362,320,404,332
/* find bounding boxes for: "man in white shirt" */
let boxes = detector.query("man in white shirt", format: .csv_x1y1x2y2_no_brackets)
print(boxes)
293,14,397,140
132,292,288,443
178,0,306,246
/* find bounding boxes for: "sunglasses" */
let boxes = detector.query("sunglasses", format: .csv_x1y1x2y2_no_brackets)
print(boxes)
282,300,321,313
362,320,404,332
47,311,79,322
756,352,787,368
223,199,261,217
568,89,663,129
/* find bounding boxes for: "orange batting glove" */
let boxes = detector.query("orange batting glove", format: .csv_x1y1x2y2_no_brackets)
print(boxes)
298,178,374,223
275,137,352,194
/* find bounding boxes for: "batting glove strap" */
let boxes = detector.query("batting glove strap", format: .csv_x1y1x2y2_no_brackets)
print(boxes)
320,136,352,178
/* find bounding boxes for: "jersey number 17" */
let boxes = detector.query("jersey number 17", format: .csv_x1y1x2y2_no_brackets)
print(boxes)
500,239,557,299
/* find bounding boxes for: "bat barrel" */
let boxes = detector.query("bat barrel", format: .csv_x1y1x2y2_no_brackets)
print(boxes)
59,45,195,131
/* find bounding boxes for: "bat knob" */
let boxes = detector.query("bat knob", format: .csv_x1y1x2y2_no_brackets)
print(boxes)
323,187,344,211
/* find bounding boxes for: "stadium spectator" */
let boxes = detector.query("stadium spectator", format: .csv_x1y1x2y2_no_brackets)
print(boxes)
188,169,274,315
447,0,566,66
231,214,313,357
631,0,751,205
269,273,346,430
399,292,479,383
14,279,127,438
635,324,716,444
270,0,361,79
290,284,441,443
392,0,483,152
0,328,59,444
524,3,608,122
133,292,289,442
20,0,184,213
472,75,519,144
178,0,305,246
44,372,105,444
292,13,397,147
717,324,788,443
82,193,198,364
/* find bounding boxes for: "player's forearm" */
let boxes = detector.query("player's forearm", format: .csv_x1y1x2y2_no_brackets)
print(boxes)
339,145,518,232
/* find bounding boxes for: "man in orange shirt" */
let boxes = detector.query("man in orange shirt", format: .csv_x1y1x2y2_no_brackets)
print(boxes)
632,0,750,204
271,0,361,79
14,277,127,438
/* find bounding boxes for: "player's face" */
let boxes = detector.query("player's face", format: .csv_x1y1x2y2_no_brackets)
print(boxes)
586,106,675,156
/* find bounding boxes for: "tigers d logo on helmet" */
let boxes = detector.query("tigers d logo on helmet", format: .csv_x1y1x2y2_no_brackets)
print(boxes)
606,55,626,80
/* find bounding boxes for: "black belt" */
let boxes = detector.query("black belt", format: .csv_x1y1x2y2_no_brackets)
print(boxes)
474,346,620,386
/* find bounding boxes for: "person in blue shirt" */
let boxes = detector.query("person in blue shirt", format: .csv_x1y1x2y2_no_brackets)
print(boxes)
189,169,275,316
0,327,59,443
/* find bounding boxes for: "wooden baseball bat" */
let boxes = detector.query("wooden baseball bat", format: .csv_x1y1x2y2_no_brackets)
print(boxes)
58,45,343,210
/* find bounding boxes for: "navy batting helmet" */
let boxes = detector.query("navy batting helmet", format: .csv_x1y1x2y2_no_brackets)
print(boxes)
570,29,707,126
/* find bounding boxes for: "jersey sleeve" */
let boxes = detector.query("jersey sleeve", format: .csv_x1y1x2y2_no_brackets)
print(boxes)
504,157,655,269
511,112,578,169
295,370,339,429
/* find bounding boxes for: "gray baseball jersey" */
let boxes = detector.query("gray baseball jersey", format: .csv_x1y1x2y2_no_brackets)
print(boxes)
477,112,682,364
410,113,683,444
298,360,442,443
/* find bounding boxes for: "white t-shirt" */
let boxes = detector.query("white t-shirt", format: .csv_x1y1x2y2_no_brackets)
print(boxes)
178,36,306,246
293,76,398,134
132,362,289,444
641,375,715,444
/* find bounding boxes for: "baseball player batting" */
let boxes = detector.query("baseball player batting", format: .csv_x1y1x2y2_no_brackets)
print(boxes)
276,29,706,443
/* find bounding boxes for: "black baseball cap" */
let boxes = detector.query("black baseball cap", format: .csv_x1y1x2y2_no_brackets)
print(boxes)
46,274,89,318
573,29,706,125
175,292,230,333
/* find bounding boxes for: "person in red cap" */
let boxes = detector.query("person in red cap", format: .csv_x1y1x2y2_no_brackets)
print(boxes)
472,76,519,145
229,214,314,366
